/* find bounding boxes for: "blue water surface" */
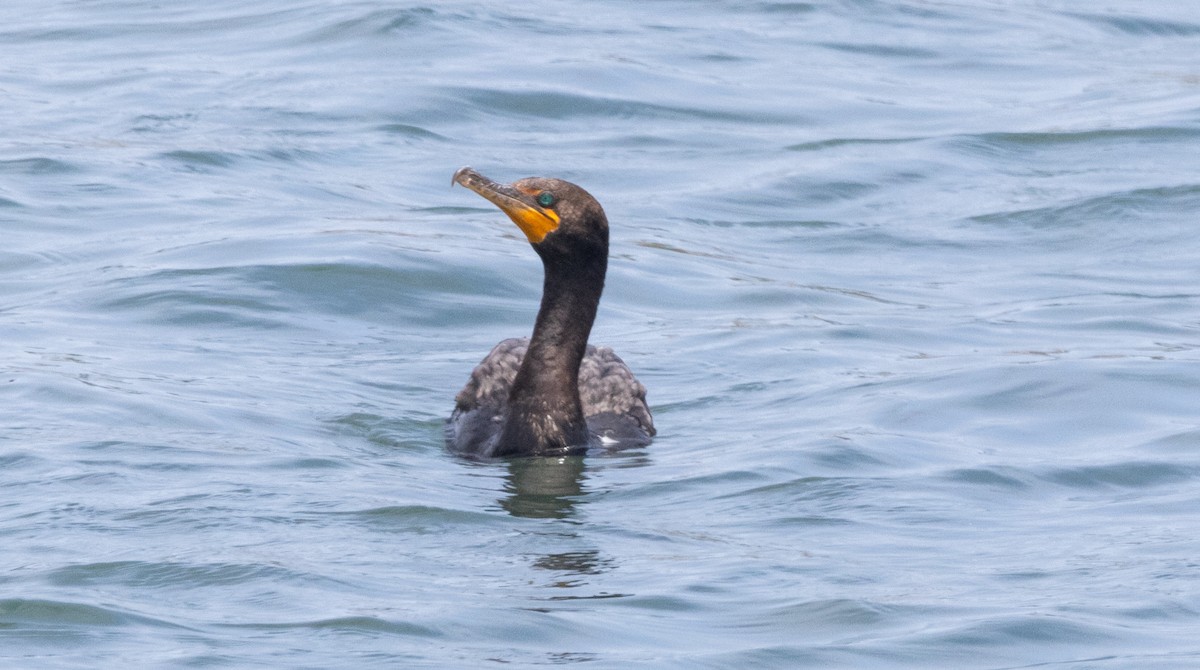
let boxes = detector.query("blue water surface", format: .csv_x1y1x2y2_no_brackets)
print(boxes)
3,1,1200,668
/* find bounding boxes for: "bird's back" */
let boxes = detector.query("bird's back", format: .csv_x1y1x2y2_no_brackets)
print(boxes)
447,338,654,456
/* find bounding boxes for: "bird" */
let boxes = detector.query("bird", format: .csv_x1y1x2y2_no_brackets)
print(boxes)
446,167,654,458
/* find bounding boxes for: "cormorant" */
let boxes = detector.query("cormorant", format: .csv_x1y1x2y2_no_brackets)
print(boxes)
446,167,654,458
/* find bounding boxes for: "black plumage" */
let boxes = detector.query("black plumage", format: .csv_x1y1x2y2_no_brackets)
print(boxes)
446,168,654,458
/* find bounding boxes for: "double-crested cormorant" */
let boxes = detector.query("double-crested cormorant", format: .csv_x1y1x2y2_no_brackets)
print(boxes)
446,167,654,458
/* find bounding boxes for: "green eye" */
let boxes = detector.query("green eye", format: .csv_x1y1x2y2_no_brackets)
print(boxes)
537,192,555,207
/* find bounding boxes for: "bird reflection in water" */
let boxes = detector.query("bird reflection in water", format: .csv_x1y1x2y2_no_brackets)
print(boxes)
495,449,653,595
500,454,587,519
499,456,625,595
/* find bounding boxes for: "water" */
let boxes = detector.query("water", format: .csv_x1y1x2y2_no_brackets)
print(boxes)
3,1,1200,667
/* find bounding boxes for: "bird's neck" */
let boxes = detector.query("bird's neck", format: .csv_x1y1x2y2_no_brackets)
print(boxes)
498,249,606,456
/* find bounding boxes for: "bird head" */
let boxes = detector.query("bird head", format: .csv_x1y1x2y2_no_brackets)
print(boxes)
452,167,608,256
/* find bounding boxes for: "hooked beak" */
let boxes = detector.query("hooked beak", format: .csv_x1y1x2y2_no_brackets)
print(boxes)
452,167,560,244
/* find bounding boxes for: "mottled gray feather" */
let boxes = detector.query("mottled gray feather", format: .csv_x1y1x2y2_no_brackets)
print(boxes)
449,337,654,453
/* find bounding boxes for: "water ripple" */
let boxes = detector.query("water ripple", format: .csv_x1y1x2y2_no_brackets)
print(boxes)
5,0,1200,666
0,598,182,629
